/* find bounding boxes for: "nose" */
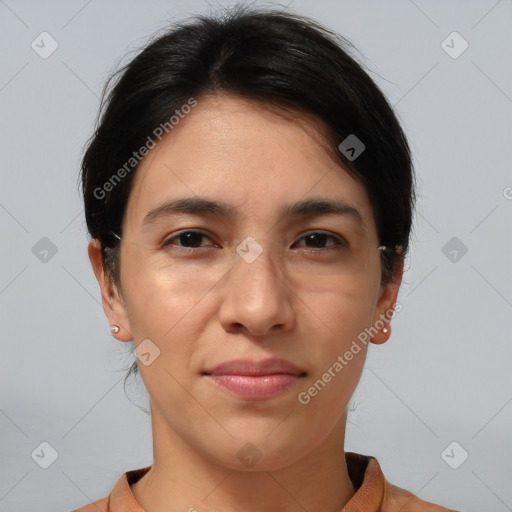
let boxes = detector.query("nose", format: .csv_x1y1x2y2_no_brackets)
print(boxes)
218,243,295,337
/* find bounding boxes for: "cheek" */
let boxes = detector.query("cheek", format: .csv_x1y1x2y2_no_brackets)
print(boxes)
120,266,204,400
314,291,373,386
120,248,213,339
305,273,379,341
287,274,377,408
119,253,227,391
295,280,374,423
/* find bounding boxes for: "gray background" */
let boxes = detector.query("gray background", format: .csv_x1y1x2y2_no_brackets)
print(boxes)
1,0,511,510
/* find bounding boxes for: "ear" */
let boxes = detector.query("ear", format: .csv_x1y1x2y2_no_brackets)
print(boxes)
88,239,133,341
370,254,404,345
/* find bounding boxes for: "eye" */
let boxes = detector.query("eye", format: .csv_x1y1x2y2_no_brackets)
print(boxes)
161,230,349,253
292,231,348,251
161,230,217,252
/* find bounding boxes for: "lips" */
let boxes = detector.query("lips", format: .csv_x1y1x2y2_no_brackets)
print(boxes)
203,357,307,377
202,358,307,400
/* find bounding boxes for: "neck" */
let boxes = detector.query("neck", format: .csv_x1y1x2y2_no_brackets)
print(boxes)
131,407,356,512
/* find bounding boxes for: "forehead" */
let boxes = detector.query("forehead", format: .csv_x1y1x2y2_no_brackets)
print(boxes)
123,94,377,237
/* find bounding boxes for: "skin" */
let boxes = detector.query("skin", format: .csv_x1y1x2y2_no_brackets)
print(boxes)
89,93,403,512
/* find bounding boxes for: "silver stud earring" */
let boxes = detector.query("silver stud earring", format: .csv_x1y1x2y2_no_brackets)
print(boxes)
110,325,120,334
382,327,389,334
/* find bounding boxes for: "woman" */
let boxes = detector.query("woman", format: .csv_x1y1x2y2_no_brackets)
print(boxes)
74,5,458,511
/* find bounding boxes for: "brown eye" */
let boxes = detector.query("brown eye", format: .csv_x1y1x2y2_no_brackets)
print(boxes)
293,231,348,251
161,230,216,251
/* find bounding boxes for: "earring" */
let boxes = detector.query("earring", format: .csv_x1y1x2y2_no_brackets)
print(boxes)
382,327,389,334
110,325,120,334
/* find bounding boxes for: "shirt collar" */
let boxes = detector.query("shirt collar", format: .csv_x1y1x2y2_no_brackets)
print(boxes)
108,451,384,511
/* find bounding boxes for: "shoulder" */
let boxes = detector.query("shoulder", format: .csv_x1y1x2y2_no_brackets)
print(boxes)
384,479,459,511
71,496,109,512
70,465,151,512
345,452,459,512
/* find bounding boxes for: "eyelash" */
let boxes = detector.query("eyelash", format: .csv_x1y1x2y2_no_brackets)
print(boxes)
160,230,349,253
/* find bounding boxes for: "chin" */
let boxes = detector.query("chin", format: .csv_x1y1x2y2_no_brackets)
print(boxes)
199,429,315,472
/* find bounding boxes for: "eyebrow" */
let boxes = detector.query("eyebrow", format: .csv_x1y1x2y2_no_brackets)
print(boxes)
142,196,364,228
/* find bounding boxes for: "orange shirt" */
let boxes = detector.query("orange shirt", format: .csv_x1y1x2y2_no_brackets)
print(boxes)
73,452,459,512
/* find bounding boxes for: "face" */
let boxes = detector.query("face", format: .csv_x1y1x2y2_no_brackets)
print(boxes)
90,94,401,471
